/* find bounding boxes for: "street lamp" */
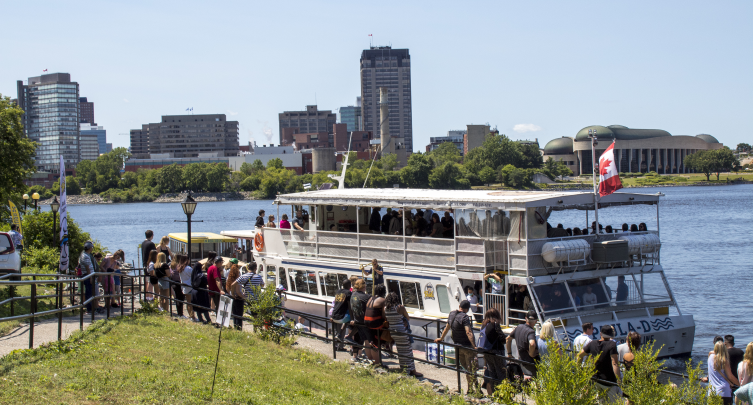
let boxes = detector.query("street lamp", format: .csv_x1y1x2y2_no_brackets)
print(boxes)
50,196,60,247
180,192,198,262
23,194,29,212
32,192,40,211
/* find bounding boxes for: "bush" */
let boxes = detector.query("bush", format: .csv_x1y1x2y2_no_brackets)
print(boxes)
27,185,53,200
525,342,600,405
23,245,60,274
21,210,92,269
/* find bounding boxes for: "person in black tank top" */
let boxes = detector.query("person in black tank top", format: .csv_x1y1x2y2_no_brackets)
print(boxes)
156,236,173,264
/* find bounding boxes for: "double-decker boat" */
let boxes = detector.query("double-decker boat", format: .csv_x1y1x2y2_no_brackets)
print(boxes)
230,187,694,358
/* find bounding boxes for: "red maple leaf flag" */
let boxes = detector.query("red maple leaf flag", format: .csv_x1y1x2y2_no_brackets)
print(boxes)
598,141,622,197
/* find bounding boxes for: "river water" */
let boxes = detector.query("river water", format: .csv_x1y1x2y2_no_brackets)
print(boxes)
43,184,753,366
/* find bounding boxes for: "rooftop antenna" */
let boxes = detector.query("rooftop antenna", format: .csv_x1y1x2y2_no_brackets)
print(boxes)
369,33,373,47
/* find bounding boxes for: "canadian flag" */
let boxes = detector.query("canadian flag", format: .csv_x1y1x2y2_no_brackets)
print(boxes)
598,141,623,197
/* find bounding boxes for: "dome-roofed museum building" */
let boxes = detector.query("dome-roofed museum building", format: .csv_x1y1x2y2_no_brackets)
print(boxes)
543,125,723,176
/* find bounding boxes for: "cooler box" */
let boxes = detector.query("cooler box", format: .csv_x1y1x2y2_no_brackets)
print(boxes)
592,240,629,263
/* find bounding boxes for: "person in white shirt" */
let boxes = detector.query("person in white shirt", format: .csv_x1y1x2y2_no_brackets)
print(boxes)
573,322,594,352
582,285,598,306
466,286,482,322
295,316,310,332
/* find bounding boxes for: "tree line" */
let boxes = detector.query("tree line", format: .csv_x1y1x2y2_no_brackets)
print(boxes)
684,147,740,181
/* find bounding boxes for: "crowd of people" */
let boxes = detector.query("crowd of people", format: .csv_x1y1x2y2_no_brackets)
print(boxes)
547,221,650,238
77,240,125,314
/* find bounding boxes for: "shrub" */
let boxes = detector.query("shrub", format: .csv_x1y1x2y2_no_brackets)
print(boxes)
23,245,60,274
525,342,600,405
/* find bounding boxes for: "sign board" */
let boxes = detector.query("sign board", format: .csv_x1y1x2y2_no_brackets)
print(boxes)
217,295,233,328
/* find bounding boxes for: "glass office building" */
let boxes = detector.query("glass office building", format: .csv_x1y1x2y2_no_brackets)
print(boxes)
17,73,80,172
339,105,362,132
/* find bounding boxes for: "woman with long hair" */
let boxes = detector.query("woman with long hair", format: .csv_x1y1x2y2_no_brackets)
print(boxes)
156,236,173,263
111,249,124,307
176,254,196,321
146,250,159,303
384,292,422,377
537,321,555,356
225,263,242,329
191,254,212,324
738,342,753,404
481,308,506,395
429,213,442,238
708,341,739,404
153,252,171,311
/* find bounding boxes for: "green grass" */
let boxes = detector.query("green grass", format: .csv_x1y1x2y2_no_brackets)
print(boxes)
0,284,77,336
0,314,454,404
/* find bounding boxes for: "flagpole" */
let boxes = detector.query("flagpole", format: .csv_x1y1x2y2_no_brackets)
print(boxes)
589,130,600,236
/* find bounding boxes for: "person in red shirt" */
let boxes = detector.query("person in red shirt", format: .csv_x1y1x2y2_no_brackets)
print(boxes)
206,257,224,311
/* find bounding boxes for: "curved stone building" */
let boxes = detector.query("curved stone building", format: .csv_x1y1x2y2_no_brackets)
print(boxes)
543,125,723,175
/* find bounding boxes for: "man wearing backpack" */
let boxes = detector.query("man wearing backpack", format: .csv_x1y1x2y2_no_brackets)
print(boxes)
506,310,540,377
435,300,479,393
79,241,98,313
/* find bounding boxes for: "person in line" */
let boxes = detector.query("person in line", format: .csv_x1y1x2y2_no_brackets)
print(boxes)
176,254,196,321
231,265,262,329
156,236,173,264
292,210,305,231
578,325,622,402
725,335,745,382
708,341,739,405
573,322,594,353
265,215,276,228
279,214,291,229
225,262,241,329
429,213,443,238
255,209,265,228
141,230,156,301
466,286,482,323
616,275,630,304
108,249,125,308
364,284,388,367
99,251,121,310
330,279,352,351
435,300,478,393
167,261,183,317
537,321,556,356
154,252,171,312
8,224,23,251
737,342,753,405
146,250,159,306
385,291,422,377
480,308,506,395
190,258,212,324
507,310,540,377
207,257,224,311
617,331,641,378
369,207,382,234
93,252,104,312
79,241,98,313
441,211,455,238
361,258,384,295
389,210,402,235
350,279,374,363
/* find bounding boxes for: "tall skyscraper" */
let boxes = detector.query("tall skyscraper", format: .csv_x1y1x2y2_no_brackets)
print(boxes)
360,46,413,151
129,114,239,158
16,73,80,172
79,97,95,124
278,105,337,146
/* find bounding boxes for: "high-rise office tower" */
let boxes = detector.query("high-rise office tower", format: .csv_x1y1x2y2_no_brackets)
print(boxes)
339,104,362,132
129,114,239,158
79,97,95,124
278,105,337,146
16,73,80,172
360,46,412,151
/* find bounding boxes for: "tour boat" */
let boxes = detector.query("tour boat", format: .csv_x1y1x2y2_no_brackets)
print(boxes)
226,187,695,359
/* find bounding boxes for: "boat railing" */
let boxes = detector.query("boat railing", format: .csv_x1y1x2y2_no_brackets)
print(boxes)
509,231,660,276
263,228,507,272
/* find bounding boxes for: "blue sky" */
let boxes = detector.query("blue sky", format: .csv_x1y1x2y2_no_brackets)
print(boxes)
2,1,751,151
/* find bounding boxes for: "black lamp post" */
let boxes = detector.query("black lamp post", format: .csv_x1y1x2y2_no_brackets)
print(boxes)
50,196,60,248
180,192,198,262
23,193,29,212
32,192,40,211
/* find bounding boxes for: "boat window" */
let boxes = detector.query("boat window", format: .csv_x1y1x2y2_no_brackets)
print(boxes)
290,269,317,295
533,283,575,315
387,280,402,303
319,272,346,298
436,285,451,313
602,275,642,306
567,278,610,309
278,267,287,291
455,209,510,239
399,281,424,310
365,278,373,295
265,265,276,286
634,273,671,303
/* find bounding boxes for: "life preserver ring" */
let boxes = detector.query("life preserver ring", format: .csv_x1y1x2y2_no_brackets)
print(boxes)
254,233,264,251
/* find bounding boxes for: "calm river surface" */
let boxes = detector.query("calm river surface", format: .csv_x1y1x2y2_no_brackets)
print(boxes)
44,185,753,366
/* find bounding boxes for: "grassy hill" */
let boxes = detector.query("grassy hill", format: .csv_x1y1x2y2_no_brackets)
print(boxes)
0,314,453,404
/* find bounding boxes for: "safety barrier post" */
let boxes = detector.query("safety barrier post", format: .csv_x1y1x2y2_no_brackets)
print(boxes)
169,285,173,318
120,281,124,318
9,284,14,317
131,276,134,314
106,282,111,319
79,278,84,330
91,276,95,323
324,302,329,339
456,350,462,394
331,319,337,360
29,278,36,349
57,275,63,340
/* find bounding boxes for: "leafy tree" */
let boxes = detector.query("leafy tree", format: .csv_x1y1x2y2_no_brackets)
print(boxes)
518,142,543,169
428,162,470,189
479,166,497,185
0,94,36,220
464,134,521,174
524,341,600,405
21,210,91,269
379,153,398,171
226,171,247,192
183,163,208,192
119,171,139,189
711,147,739,180
157,164,184,193
427,142,462,168
266,158,284,170
240,175,262,192
498,164,533,189
256,167,298,198
684,150,715,181
52,176,81,196
542,157,573,180
399,153,432,188
241,159,265,176
27,185,52,201
205,163,231,192
736,143,751,153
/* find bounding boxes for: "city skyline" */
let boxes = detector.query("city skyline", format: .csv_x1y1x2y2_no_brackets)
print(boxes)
1,1,751,152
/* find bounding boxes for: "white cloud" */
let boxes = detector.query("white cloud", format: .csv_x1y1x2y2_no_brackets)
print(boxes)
123,98,129,103
227,110,238,116
513,123,542,133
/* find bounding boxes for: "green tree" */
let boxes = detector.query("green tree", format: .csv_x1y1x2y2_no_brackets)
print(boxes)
21,210,92,269
498,164,533,189
427,142,462,168
479,166,497,185
0,95,36,220
52,176,81,196
379,153,398,171
157,164,184,193
524,342,601,405
399,153,433,188
226,171,247,192
240,175,262,192
518,142,543,169
256,168,297,198
428,162,471,189
240,159,265,176
266,158,284,170
205,163,231,192
684,150,715,181
119,171,139,189
711,147,739,180
74,160,94,190
542,157,573,180
736,143,751,153
464,134,521,174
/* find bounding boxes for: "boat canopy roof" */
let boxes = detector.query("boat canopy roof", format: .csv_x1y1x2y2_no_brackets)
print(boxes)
220,230,256,239
169,232,237,244
275,188,661,211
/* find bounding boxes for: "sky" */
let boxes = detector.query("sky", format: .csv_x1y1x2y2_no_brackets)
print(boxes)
2,1,751,152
